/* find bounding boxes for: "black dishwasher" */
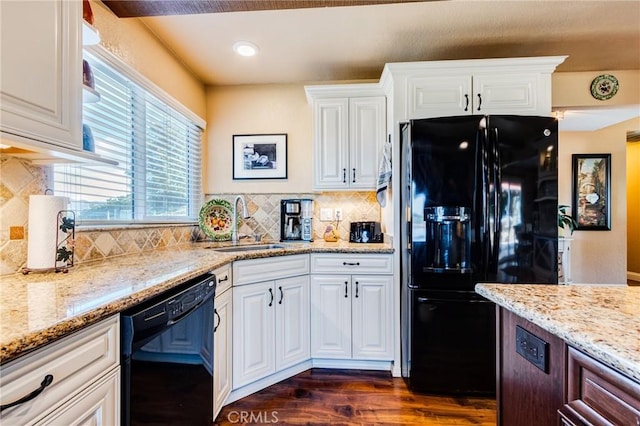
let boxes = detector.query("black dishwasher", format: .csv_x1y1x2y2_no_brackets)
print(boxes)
121,272,216,426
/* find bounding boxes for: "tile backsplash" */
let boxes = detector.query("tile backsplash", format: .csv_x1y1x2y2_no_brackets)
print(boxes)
1,158,381,275
203,192,381,242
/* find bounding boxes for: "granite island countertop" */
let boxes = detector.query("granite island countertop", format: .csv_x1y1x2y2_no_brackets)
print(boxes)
475,283,640,383
1,240,393,364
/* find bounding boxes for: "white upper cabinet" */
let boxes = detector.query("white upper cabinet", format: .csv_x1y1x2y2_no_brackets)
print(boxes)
381,56,567,121
306,84,386,191
0,0,82,151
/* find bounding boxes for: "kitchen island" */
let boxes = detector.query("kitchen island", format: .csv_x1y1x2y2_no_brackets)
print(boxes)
476,283,639,425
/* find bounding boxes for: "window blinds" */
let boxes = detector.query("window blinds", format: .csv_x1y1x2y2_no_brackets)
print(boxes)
54,50,203,223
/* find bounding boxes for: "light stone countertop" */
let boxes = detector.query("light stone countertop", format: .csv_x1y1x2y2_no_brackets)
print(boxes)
475,283,640,383
0,240,393,364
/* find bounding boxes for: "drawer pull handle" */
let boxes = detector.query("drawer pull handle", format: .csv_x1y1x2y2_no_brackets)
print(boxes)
352,168,356,183
342,168,347,183
214,308,221,332
278,286,284,305
343,262,360,266
344,281,348,298
464,94,469,111
0,374,54,412
355,281,359,298
218,275,229,283
477,93,482,111
268,288,274,307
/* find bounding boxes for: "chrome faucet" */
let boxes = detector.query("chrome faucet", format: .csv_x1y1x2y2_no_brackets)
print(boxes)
232,195,251,243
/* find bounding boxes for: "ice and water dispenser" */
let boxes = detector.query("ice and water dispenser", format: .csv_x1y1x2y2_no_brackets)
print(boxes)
424,206,471,272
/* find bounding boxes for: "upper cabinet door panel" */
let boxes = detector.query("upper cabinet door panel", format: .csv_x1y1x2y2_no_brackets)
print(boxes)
473,73,541,115
0,0,82,150
407,75,472,119
313,98,349,189
349,97,386,189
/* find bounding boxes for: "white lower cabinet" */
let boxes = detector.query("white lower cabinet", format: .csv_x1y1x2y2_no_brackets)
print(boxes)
37,369,119,426
213,287,232,419
310,274,393,360
232,274,310,389
0,316,120,426
310,253,394,361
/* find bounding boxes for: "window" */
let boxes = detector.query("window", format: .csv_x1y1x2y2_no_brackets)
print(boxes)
54,49,204,223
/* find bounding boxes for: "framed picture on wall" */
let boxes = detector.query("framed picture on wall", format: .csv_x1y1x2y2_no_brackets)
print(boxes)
572,153,611,230
232,133,288,180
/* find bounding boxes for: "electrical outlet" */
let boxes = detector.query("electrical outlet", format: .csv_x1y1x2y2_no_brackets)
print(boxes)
334,208,343,221
320,208,333,221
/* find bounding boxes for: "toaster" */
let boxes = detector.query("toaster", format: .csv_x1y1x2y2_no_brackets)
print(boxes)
349,221,384,243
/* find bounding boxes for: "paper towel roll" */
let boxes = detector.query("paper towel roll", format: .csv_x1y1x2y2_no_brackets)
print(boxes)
27,195,68,270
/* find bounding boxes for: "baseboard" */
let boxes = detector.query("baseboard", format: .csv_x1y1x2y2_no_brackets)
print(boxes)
226,360,312,404
311,358,392,371
628,271,640,282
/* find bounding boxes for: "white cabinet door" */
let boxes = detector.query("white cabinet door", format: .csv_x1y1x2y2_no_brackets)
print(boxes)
275,275,310,371
349,96,386,189
313,98,349,189
0,0,82,151
351,275,394,360
407,75,472,119
473,73,541,115
310,275,352,359
232,281,275,388
213,288,232,419
37,369,119,426
312,96,386,191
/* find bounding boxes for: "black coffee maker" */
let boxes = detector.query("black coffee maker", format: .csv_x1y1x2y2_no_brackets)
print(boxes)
281,199,313,241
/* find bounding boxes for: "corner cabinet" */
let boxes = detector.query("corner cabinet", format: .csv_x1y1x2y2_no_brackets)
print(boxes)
305,84,386,191
310,253,394,361
232,255,310,390
380,56,567,121
0,0,82,151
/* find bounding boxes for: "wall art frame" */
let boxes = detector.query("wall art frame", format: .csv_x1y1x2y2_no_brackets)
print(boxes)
572,153,611,230
232,133,287,180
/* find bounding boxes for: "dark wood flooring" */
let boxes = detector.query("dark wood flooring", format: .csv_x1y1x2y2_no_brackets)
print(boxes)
215,369,496,425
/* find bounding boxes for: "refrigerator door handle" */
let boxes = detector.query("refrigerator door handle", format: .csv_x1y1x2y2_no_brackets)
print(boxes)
492,127,502,267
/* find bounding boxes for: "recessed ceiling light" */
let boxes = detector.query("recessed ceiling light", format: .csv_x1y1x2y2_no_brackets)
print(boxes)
233,41,258,57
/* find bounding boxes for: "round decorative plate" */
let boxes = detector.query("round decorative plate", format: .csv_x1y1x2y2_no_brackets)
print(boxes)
199,198,240,241
590,74,619,101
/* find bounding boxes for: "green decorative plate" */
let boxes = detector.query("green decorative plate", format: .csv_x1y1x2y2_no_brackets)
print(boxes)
590,74,619,101
199,198,240,241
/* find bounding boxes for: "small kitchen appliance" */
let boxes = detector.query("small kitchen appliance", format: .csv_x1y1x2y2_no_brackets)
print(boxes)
281,199,313,241
349,221,383,243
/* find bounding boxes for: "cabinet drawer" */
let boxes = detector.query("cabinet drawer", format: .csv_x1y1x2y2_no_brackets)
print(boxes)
0,316,119,425
37,368,120,426
310,254,393,274
233,254,309,286
213,262,233,294
563,346,640,426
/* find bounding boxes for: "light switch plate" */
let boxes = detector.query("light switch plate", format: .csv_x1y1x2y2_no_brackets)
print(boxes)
320,208,333,221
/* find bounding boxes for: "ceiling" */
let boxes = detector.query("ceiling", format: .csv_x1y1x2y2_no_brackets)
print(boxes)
103,0,640,131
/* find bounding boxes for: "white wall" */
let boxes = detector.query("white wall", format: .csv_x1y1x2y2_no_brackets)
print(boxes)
203,84,313,194
558,117,640,284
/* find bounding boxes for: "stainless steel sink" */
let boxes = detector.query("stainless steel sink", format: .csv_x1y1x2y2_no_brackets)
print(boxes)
211,243,286,253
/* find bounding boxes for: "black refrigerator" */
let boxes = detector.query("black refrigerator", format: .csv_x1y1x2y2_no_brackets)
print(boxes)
400,115,558,395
